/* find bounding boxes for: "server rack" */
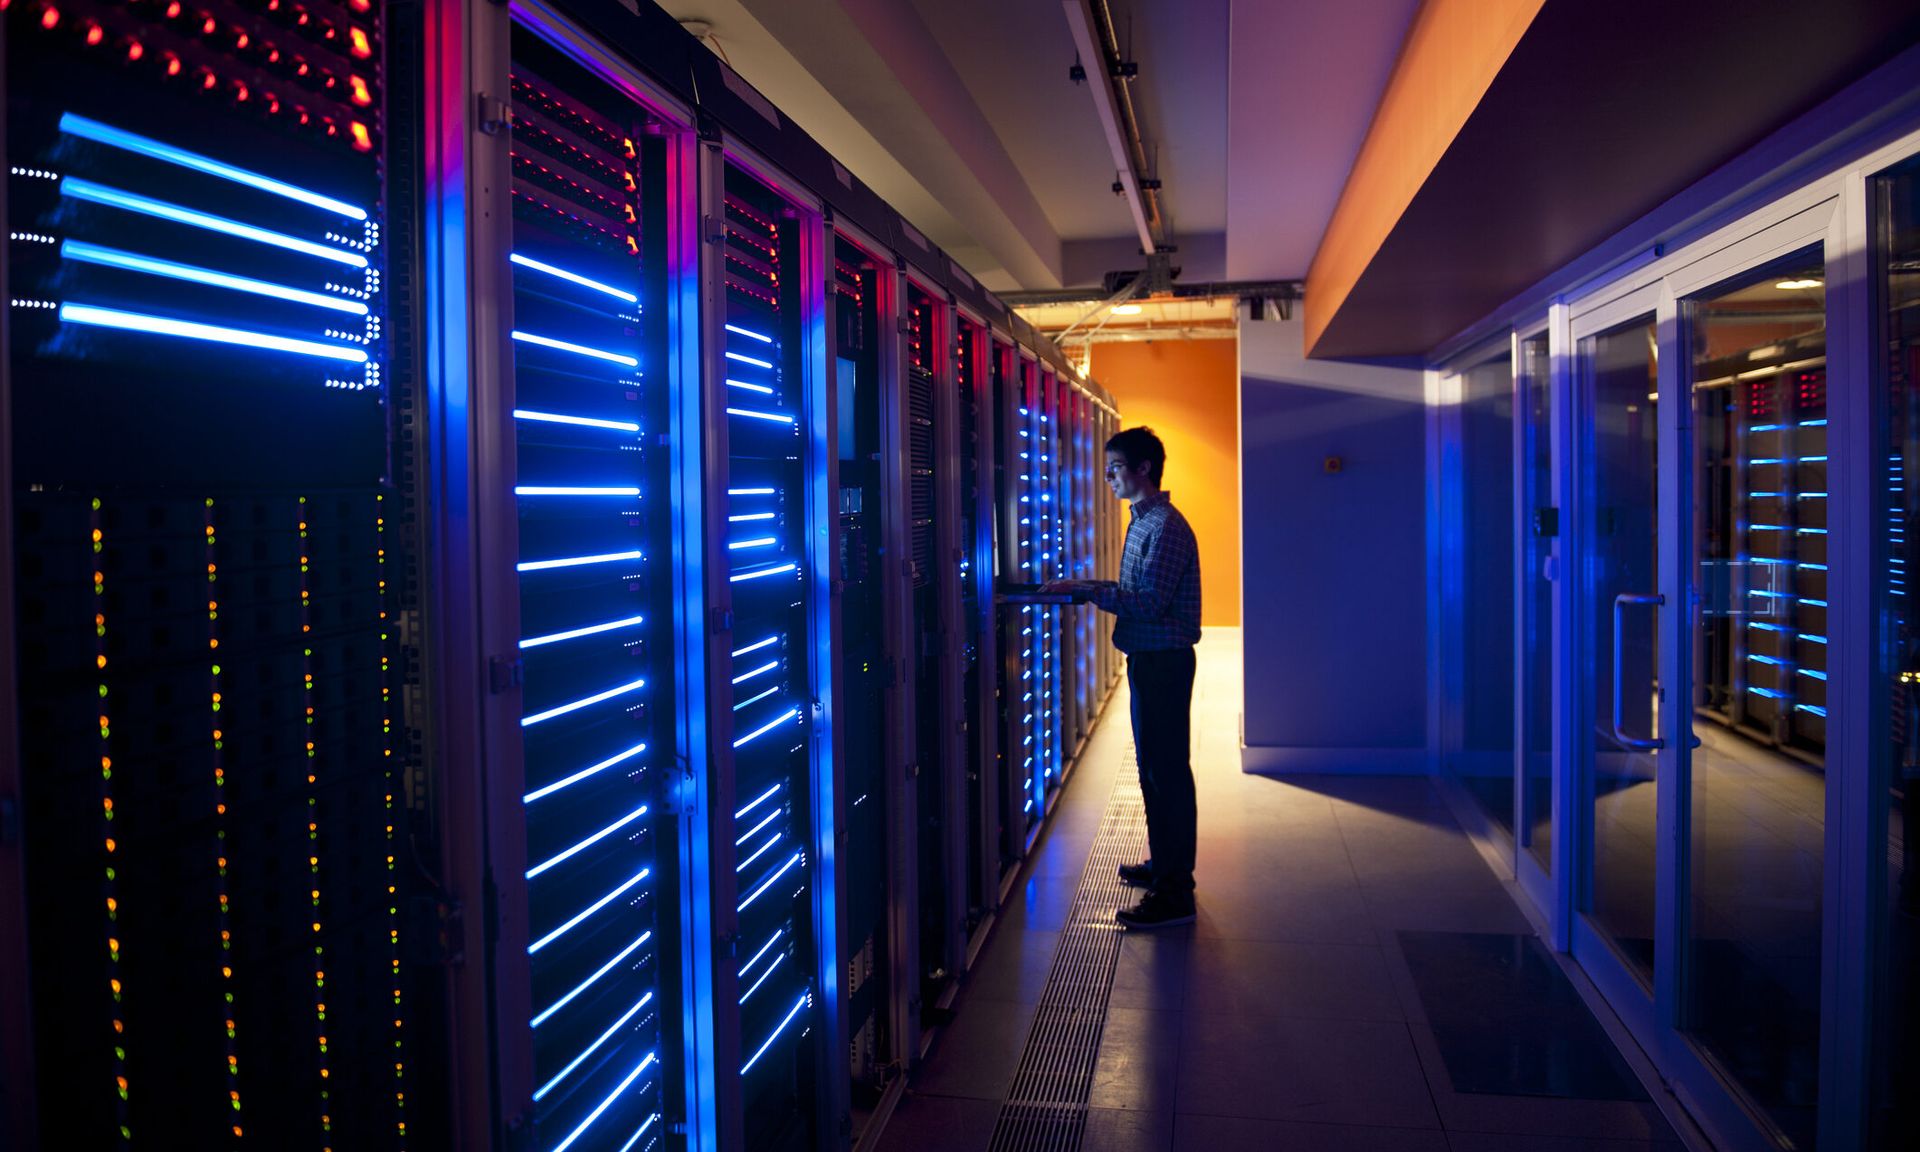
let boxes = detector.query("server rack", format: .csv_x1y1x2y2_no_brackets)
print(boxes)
955,310,999,954
3,0,445,1147
700,153,835,1152
1696,337,1830,761
4,1,1123,1147
825,225,903,1135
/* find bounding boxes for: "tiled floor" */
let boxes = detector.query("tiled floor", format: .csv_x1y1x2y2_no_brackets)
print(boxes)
875,629,1686,1152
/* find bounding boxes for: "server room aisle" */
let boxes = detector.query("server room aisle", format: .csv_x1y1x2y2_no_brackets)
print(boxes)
875,629,1690,1152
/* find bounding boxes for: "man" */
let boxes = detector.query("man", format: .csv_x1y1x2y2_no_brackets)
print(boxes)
1044,426,1201,928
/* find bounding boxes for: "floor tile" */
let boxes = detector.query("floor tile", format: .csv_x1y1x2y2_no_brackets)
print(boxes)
870,1093,1001,1152
1177,1013,1440,1128
911,997,1035,1101
1184,938,1403,1021
963,928,1058,1005
1089,1007,1183,1112
1173,1114,1449,1152
1084,1108,1175,1152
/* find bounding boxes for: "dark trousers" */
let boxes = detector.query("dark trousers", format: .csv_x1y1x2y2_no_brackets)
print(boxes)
1127,647,1197,896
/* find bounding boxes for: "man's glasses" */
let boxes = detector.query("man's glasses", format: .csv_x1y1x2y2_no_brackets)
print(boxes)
1103,463,1127,477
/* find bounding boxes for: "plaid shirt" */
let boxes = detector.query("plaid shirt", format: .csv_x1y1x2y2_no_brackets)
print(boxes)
1089,490,1201,652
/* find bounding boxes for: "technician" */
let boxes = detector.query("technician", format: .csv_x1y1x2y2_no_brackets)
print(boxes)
1044,425,1201,928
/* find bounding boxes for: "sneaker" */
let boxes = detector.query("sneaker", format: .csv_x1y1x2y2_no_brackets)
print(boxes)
1115,891,1195,930
1117,860,1154,889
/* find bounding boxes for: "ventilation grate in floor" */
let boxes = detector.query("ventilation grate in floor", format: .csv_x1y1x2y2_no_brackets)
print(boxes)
987,757,1148,1152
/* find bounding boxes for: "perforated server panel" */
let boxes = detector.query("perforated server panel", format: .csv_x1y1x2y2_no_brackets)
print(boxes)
5,0,440,1147
502,28,680,1152
719,162,820,1152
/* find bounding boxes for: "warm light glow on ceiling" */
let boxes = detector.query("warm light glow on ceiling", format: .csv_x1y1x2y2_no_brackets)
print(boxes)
1775,278,1823,290
1111,303,1143,315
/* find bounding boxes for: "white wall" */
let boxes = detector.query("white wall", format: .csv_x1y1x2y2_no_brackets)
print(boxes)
1238,311,1430,773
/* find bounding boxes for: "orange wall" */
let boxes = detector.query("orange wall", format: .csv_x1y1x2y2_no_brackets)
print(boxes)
1089,339,1241,627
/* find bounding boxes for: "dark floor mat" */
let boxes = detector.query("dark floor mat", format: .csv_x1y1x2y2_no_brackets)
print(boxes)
1398,930,1650,1100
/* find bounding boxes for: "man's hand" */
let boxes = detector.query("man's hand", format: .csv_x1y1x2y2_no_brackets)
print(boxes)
1041,579,1093,596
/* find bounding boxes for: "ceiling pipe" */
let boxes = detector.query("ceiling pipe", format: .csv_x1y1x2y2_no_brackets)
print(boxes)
1000,278,1304,307
1062,0,1157,256
1088,0,1165,243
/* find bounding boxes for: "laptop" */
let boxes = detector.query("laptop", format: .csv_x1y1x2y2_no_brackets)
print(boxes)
996,582,1085,605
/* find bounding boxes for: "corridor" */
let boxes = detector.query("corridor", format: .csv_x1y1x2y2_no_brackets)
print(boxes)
878,630,1689,1152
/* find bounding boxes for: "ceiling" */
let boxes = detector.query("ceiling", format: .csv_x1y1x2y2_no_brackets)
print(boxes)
655,0,1421,294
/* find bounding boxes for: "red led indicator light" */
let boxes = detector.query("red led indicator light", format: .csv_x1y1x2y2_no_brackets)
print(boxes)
40,4,59,29
349,27,371,59
350,121,373,152
85,21,104,45
348,75,371,106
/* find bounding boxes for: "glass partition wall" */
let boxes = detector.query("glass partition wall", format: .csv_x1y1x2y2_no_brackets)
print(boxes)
1433,152,1920,1151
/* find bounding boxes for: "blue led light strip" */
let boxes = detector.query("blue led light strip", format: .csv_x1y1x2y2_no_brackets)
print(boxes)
735,783,781,819
739,930,783,977
737,833,782,873
524,743,647,805
727,379,775,395
513,330,639,367
529,868,651,954
729,537,777,550
731,563,797,583
725,323,773,343
1796,704,1828,716
521,615,645,649
617,1116,660,1152
59,303,369,362
521,678,647,727
514,486,641,497
517,550,644,572
738,953,785,1003
738,852,802,911
61,241,369,314
60,113,369,219
728,487,776,496
736,810,780,846
526,805,650,879
510,252,638,303
727,407,795,425
734,707,800,748
732,660,779,685
531,932,653,1028
534,993,655,1102
551,1053,659,1152
725,350,773,369
62,178,369,266
733,686,779,712
515,409,640,433
742,994,810,1073
729,512,776,523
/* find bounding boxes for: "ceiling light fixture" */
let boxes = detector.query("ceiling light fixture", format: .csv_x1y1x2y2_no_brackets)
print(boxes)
1111,303,1142,315
1775,278,1823,290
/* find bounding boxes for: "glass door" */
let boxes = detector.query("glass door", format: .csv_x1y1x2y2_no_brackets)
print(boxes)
1681,247,1829,1150
1516,329,1557,911
1577,308,1663,989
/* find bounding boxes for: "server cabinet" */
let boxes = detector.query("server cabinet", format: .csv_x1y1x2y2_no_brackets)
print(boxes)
1035,366,1065,807
3,0,446,1146
699,152,836,1152
1694,339,1829,761
903,276,965,1021
825,225,906,1134
954,311,999,949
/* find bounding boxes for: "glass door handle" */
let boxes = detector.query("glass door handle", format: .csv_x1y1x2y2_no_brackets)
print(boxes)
1613,592,1666,751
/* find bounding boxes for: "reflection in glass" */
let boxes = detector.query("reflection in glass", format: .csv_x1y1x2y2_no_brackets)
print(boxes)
1521,334,1554,869
1448,355,1517,837
1583,316,1659,985
1687,251,1827,1149
1874,155,1920,1152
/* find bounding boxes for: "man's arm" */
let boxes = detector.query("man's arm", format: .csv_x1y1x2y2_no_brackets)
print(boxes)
1087,518,1194,619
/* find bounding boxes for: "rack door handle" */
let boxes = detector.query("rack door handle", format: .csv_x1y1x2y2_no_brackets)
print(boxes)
1612,592,1665,752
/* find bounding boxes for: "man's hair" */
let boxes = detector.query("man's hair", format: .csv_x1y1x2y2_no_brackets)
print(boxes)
1105,426,1166,486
